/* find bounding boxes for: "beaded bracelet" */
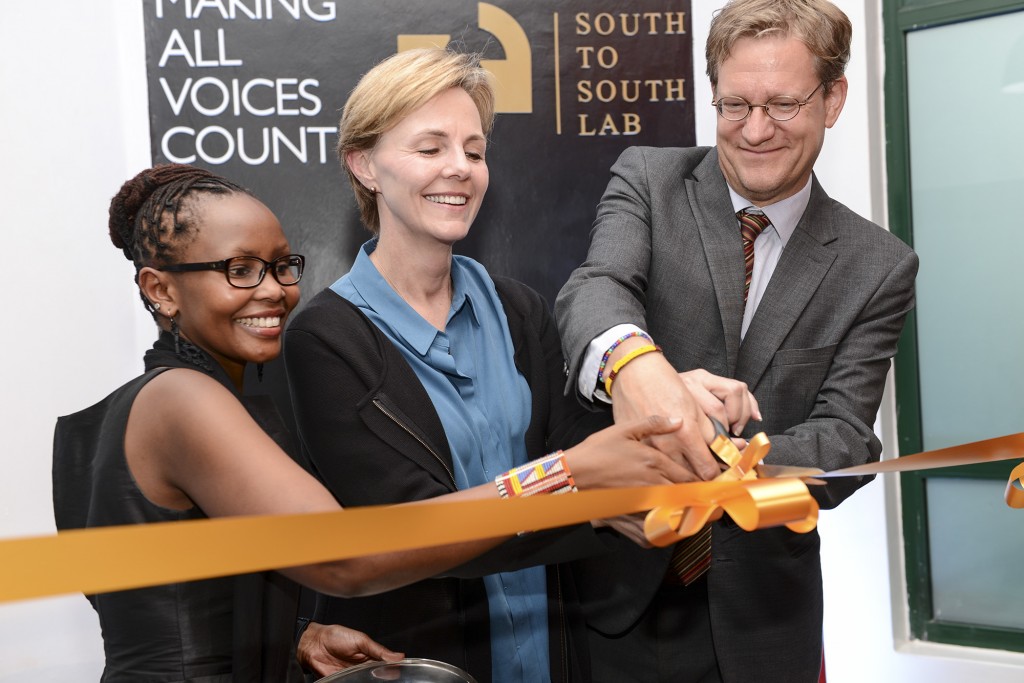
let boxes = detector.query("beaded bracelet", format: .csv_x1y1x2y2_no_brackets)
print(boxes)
495,451,577,498
604,343,662,396
598,330,653,386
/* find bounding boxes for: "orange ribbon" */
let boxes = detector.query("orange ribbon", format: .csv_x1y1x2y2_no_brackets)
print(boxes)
2,433,1022,604
1006,460,1024,508
0,481,769,604
644,431,820,546
642,431,1024,546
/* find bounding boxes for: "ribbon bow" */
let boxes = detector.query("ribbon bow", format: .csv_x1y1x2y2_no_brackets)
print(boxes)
644,418,820,546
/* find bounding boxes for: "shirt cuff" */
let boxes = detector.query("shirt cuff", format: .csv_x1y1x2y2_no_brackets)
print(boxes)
579,323,647,404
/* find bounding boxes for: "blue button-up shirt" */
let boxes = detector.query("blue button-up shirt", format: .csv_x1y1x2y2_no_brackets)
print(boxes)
332,239,551,683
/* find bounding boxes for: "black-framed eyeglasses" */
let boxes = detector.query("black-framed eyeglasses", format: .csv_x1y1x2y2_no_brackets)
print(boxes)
712,82,825,122
159,254,305,288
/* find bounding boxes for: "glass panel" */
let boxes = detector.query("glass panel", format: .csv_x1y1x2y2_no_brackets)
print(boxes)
926,478,1024,629
907,11,1024,451
907,10,1024,633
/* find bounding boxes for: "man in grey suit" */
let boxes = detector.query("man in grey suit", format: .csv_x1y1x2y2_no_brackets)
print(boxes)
555,1,918,681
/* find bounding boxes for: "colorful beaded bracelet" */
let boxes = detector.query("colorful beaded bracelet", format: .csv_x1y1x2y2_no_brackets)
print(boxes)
598,330,653,386
495,451,577,499
604,343,662,396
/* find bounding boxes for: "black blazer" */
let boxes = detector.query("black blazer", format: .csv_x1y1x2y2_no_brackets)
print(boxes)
284,275,610,683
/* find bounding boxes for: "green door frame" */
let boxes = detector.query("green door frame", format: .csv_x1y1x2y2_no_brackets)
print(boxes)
884,0,1024,652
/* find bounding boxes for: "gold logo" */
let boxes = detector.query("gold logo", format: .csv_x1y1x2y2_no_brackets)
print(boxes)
398,2,532,113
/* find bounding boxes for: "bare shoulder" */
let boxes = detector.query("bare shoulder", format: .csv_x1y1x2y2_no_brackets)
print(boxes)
125,369,247,509
130,368,252,449
129,366,336,518
136,367,238,412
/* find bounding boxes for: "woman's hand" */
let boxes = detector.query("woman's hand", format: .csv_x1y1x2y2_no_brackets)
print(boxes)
297,622,404,676
563,415,701,487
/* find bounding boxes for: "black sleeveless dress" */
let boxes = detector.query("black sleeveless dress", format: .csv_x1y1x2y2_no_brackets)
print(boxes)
52,333,304,682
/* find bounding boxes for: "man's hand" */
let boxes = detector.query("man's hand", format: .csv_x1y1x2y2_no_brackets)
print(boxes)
678,368,761,443
593,514,654,547
297,621,404,677
609,343,719,480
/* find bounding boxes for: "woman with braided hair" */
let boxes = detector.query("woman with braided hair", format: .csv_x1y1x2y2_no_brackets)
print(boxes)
52,163,692,682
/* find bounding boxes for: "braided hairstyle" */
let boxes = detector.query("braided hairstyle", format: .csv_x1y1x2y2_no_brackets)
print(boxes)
108,164,252,313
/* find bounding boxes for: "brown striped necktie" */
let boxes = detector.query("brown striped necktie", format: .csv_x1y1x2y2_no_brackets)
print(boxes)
738,208,771,302
668,524,713,585
668,210,770,586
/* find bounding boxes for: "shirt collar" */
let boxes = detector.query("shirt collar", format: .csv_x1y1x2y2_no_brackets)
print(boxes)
347,239,477,356
727,176,812,247
448,257,477,326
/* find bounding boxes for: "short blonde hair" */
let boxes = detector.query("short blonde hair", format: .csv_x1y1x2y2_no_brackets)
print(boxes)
706,0,851,94
337,48,496,234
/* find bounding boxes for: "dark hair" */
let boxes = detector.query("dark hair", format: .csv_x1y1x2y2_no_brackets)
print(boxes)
108,164,252,312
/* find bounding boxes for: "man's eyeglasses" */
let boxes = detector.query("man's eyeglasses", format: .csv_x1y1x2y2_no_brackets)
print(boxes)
159,254,305,289
712,82,825,122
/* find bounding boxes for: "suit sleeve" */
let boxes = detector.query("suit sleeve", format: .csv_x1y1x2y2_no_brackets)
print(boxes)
525,281,613,450
766,248,919,508
555,147,656,396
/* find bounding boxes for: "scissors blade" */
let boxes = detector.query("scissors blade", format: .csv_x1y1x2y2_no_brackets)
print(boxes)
755,464,826,479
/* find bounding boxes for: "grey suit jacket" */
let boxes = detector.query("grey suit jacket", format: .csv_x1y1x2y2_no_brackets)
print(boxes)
555,146,917,682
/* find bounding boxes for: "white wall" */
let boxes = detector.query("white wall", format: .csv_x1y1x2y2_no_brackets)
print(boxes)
1,2,1021,681
0,2,150,679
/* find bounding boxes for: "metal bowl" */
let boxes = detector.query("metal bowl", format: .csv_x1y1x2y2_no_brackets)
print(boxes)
315,658,479,683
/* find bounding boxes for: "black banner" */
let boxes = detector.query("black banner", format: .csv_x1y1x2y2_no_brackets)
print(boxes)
143,0,695,306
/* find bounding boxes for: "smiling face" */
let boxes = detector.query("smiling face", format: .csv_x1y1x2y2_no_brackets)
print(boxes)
347,87,489,249
148,192,300,385
715,35,847,206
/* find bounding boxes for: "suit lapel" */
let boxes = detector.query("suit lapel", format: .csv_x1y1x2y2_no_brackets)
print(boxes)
736,179,838,387
689,149,745,375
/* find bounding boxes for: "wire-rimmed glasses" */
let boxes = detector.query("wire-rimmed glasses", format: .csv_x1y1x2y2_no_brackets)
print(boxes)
712,82,825,122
